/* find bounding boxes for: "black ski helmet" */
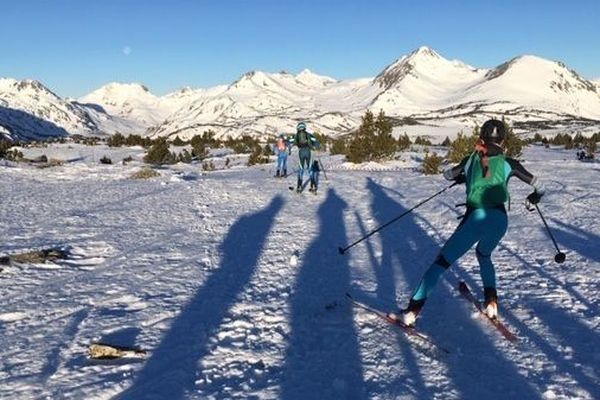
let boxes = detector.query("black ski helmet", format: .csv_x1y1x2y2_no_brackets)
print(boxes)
480,119,507,144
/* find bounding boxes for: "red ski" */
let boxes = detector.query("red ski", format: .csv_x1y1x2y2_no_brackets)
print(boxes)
458,281,519,342
346,293,449,354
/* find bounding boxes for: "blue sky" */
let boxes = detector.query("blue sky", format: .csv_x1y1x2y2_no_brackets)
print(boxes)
1,0,598,97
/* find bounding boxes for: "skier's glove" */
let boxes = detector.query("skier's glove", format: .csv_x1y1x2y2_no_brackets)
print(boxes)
527,191,543,205
453,174,466,184
525,190,544,211
443,168,465,184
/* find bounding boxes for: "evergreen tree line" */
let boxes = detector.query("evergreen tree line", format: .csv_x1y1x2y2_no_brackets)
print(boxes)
329,110,415,162
142,132,271,166
527,131,599,154
327,111,527,175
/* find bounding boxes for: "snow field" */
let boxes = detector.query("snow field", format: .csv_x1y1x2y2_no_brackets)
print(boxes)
0,144,598,399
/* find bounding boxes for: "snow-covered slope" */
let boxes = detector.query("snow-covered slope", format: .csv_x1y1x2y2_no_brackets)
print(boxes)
1,144,599,399
3,47,600,142
372,51,600,138
458,56,598,117
371,47,486,113
0,79,99,141
0,78,148,141
149,47,600,140
79,82,199,130
147,69,366,139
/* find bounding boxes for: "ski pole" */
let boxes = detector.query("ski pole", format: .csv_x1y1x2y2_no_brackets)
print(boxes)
317,156,328,181
534,204,566,263
338,182,458,255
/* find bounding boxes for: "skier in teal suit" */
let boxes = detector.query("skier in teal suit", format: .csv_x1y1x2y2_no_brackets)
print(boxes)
391,119,545,326
289,122,320,192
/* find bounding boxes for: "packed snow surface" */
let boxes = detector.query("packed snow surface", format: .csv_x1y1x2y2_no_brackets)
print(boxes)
0,144,599,399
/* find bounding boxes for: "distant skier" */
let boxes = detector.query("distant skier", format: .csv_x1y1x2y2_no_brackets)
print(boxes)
308,160,320,193
289,122,320,192
390,119,545,326
273,133,291,177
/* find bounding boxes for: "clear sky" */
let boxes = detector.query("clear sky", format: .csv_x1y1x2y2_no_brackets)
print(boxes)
1,0,598,98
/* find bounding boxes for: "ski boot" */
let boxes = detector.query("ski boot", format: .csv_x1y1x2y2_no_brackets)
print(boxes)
282,168,287,178
483,287,498,319
388,298,425,327
296,178,302,193
275,169,280,178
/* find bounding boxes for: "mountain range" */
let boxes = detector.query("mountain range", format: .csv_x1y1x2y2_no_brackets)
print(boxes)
2,46,600,142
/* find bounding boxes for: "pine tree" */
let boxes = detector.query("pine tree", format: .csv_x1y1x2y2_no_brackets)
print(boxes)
178,149,193,163
107,132,126,147
313,131,328,151
0,139,11,159
584,137,597,156
347,110,375,163
330,137,347,155
397,133,411,151
502,119,524,159
422,150,443,175
171,136,186,146
347,110,396,163
192,142,209,160
447,129,478,163
144,138,176,165
414,136,432,146
263,143,272,156
564,134,574,150
247,146,269,165
373,110,396,160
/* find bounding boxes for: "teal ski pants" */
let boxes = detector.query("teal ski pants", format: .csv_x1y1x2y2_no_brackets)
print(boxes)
297,147,312,181
411,207,508,301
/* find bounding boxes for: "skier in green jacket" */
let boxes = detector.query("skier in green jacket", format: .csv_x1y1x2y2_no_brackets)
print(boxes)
289,122,320,192
390,119,545,326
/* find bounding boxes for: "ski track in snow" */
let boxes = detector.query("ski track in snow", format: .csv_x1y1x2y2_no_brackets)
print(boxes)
0,145,599,399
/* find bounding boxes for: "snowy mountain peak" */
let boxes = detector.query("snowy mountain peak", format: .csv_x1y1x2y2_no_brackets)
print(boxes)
229,70,274,90
0,78,60,99
374,46,473,90
15,79,51,92
81,82,153,102
78,82,170,129
296,69,336,86
0,78,98,141
484,55,597,94
410,46,442,60
173,86,193,94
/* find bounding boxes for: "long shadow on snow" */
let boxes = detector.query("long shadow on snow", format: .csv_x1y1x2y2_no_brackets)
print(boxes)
492,240,600,388
352,210,431,398
497,235,599,319
281,188,366,400
503,297,600,397
437,200,600,318
366,178,541,399
436,197,600,393
117,195,284,400
547,218,600,263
